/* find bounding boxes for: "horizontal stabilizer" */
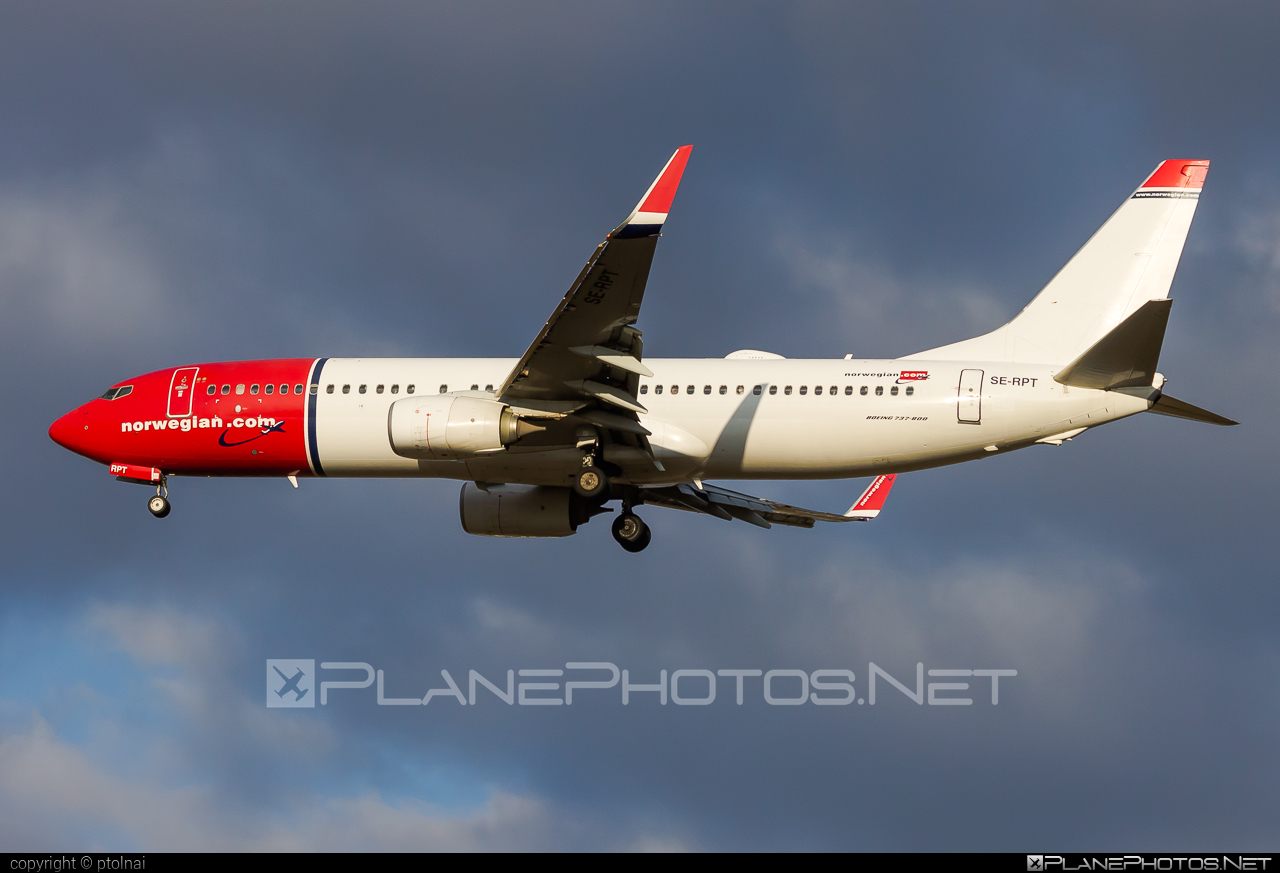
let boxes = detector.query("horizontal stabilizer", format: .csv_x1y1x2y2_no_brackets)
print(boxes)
1148,393,1238,426
1054,298,1171,390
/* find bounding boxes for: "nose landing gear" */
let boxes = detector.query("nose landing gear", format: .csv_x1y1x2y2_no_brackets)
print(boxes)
611,512,650,552
148,477,171,518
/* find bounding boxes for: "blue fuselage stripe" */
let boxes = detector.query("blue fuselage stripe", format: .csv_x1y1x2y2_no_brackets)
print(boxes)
307,357,328,477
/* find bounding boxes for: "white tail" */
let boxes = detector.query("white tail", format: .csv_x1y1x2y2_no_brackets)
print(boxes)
907,160,1209,365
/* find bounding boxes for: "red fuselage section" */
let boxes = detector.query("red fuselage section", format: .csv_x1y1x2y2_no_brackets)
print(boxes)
49,359,317,477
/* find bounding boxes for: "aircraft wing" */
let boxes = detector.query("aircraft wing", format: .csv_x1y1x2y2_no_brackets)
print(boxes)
496,147,693,420
639,476,898,529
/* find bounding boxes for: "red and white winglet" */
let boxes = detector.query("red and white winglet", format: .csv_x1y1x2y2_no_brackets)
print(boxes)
613,145,693,239
844,474,897,521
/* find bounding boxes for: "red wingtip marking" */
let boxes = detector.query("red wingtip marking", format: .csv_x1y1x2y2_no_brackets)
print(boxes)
639,145,693,214
1141,159,1210,189
854,474,896,511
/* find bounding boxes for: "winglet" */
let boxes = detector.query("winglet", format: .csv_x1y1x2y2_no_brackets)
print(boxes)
844,474,897,520
613,145,692,239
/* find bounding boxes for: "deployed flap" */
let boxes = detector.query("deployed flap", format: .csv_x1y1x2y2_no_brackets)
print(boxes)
497,146,692,413
1148,393,1238,426
1054,298,1171,390
640,481,856,529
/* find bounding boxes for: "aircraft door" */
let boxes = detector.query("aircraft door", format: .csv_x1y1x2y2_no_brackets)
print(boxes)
957,369,983,423
168,367,199,418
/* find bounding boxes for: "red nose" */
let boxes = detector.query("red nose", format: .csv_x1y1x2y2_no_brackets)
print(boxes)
49,407,94,458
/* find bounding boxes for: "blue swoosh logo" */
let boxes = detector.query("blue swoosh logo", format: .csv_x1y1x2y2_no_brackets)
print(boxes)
218,421,286,447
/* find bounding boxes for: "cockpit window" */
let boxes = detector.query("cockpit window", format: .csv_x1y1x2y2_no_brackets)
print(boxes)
99,385,133,401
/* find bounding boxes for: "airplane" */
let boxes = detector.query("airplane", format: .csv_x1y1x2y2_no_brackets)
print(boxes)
273,666,308,702
48,148,1236,552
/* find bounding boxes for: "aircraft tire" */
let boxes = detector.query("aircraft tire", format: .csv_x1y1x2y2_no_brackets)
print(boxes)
148,495,171,518
612,513,650,552
574,466,609,499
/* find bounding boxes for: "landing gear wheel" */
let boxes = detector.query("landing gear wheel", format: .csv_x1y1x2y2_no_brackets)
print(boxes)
612,513,651,552
148,495,171,518
574,465,609,499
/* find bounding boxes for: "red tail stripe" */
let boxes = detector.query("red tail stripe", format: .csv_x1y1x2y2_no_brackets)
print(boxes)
1141,160,1210,190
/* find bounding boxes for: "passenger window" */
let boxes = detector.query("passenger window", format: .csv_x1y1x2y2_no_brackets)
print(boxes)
309,385,318,395
670,385,678,394
407,385,415,394
250,384,259,395
207,385,216,396
471,384,479,391
875,386,883,396
703,385,711,395
359,385,367,394
342,385,351,394
293,384,302,395
264,384,274,394
326,384,334,394
799,386,807,395
719,385,727,394
485,384,493,391
737,385,745,395
391,384,399,394
905,386,914,396
654,385,663,394
687,385,694,394
860,386,868,395
769,385,777,395
376,384,384,394
890,386,899,396
236,384,245,395
814,386,822,395
784,386,792,395
221,384,231,395
440,384,448,393
830,385,837,395
640,384,648,394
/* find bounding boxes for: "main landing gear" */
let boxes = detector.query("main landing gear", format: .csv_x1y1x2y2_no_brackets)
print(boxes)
611,512,651,553
148,477,171,518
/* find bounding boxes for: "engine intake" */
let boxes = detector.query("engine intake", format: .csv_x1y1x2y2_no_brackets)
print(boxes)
388,395,541,460
459,484,595,538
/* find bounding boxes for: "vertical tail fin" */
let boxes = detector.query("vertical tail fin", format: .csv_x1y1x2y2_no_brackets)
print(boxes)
907,160,1208,364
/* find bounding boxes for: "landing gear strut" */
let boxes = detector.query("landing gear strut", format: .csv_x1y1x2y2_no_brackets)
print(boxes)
612,512,650,552
148,477,171,518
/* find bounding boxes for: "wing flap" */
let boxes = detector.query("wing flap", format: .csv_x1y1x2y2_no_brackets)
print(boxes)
640,481,872,530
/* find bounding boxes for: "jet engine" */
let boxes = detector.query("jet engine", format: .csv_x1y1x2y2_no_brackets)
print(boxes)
459,483,599,538
387,395,542,460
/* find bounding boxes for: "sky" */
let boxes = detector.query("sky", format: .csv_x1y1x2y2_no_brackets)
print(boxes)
2,1,1278,851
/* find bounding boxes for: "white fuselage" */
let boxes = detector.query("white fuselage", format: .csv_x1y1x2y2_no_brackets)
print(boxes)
311,357,1147,485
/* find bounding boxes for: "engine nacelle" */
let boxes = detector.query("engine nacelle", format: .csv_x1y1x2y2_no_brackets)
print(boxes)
459,484,588,538
388,395,532,460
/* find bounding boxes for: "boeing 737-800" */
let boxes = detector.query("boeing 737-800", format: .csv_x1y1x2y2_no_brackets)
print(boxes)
48,148,1235,551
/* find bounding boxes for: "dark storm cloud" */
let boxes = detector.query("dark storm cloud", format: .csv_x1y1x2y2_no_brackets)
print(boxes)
2,1,1278,850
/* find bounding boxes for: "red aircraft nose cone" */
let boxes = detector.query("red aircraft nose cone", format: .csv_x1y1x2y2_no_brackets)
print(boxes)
49,408,92,455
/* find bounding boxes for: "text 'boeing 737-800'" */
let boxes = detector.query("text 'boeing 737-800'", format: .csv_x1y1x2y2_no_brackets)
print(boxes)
49,147,1235,551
